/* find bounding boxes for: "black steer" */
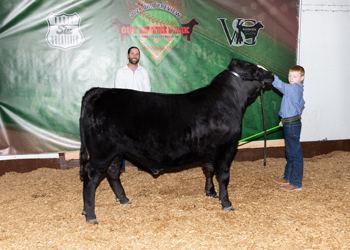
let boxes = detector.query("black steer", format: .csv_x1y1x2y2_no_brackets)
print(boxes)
80,58,274,224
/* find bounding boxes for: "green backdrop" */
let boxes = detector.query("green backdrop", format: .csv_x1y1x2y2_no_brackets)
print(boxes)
0,0,298,155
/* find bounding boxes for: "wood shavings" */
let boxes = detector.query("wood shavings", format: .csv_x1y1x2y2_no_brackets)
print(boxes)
0,151,349,249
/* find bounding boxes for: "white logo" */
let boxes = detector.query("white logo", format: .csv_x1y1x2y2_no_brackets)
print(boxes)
46,12,84,50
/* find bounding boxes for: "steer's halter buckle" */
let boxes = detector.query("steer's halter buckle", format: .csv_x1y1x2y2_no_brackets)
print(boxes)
229,71,241,78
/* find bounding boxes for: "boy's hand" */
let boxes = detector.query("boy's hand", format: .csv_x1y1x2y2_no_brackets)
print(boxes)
257,65,267,71
279,121,283,127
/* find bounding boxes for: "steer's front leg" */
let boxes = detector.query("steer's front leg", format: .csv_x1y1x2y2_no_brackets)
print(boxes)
202,162,218,198
215,162,234,211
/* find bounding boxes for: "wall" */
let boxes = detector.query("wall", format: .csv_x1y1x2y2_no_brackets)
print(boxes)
299,0,350,141
1,0,349,162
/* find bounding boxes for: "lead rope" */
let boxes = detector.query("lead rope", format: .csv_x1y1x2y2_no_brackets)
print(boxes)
260,89,267,166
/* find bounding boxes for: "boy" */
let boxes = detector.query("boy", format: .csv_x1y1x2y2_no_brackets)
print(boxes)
264,65,305,191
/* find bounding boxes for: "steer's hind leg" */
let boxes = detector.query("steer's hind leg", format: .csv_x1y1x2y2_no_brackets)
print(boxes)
106,156,131,205
82,161,103,224
202,162,218,198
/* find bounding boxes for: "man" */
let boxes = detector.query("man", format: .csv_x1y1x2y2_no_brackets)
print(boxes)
114,46,151,172
114,46,151,91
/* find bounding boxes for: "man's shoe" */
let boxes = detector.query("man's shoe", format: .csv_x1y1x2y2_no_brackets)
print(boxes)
273,179,290,185
280,184,302,191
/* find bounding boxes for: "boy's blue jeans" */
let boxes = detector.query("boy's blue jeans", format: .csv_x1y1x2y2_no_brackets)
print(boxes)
282,119,303,188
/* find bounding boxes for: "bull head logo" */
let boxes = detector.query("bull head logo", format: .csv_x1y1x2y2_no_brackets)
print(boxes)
218,18,264,46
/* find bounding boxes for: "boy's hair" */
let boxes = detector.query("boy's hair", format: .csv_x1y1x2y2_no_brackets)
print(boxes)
289,65,305,76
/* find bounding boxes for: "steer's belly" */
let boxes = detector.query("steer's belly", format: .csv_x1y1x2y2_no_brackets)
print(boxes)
124,146,211,174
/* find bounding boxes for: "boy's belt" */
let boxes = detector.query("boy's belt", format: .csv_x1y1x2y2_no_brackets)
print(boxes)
282,115,301,123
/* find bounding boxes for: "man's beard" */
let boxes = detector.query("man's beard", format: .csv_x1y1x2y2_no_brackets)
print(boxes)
129,58,139,65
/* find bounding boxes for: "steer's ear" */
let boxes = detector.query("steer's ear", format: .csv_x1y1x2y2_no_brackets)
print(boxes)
228,58,238,71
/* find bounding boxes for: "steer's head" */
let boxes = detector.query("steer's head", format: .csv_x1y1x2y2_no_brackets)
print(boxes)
227,58,274,87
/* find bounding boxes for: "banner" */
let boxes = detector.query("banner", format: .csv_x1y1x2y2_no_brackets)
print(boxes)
0,0,299,156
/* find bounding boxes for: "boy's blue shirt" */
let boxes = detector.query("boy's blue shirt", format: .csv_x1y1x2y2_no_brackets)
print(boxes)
272,75,305,119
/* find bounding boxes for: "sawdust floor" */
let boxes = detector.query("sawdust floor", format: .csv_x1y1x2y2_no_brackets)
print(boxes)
0,151,349,249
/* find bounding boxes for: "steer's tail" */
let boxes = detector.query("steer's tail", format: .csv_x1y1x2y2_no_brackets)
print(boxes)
79,88,99,178
79,117,88,178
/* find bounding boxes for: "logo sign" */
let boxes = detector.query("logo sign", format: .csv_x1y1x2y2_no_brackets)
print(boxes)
112,2,198,65
46,12,84,51
218,18,264,46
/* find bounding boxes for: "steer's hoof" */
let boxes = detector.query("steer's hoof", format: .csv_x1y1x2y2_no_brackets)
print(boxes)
86,219,99,225
116,197,132,205
206,193,218,199
83,210,98,225
223,206,235,211
205,190,218,198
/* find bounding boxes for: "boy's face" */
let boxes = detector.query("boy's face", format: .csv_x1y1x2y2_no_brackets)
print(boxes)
288,71,304,84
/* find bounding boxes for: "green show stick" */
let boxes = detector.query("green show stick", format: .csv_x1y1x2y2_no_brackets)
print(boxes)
239,125,282,143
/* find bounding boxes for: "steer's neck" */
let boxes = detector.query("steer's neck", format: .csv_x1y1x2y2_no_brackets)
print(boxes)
231,78,262,113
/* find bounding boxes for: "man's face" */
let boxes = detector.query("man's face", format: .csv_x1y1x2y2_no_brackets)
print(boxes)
127,48,140,65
